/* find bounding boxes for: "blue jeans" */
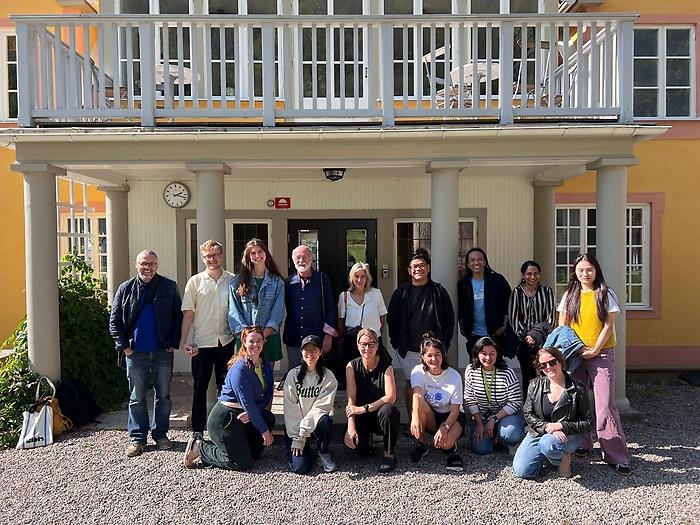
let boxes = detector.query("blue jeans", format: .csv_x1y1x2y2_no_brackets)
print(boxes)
512,432,586,479
284,414,334,475
470,411,526,455
126,349,174,443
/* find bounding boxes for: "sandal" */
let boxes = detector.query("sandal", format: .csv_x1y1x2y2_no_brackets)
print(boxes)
378,456,396,474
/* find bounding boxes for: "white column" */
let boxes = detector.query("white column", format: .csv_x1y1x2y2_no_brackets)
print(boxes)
186,163,228,409
186,163,229,271
11,164,63,380
533,181,562,290
427,163,460,367
588,157,637,411
100,185,130,304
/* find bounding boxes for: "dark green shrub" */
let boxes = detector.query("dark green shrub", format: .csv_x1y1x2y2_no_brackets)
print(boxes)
0,320,39,449
58,252,128,411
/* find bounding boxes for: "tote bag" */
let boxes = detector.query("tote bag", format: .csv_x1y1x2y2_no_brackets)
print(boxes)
16,377,56,450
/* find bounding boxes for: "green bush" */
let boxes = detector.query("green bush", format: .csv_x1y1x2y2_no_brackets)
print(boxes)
0,321,39,449
58,252,128,411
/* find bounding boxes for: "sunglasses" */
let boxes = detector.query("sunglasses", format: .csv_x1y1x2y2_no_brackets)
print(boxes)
538,358,559,370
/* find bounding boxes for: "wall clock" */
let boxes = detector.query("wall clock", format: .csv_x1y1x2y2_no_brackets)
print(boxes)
163,181,191,208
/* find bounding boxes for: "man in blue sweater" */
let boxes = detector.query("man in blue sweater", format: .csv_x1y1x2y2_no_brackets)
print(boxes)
109,250,182,458
283,244,337,373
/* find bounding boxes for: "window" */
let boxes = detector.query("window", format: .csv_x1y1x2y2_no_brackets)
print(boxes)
634,27,694,118
555,205,650,307
1,33,18,121
395,218,477,287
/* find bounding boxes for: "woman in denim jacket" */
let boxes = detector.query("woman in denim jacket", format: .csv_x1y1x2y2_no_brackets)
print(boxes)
229,239,286,363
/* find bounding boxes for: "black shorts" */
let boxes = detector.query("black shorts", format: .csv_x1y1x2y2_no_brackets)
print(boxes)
431,407,467,429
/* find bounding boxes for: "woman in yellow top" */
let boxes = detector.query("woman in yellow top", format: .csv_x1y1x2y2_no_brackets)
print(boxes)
558,254,632,476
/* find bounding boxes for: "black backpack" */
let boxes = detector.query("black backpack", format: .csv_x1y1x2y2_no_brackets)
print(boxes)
56,379,101,425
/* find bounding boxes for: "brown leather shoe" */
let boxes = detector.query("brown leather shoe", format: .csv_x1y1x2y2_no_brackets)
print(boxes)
155,437,173,451
125,443,144,458
183,436,200,468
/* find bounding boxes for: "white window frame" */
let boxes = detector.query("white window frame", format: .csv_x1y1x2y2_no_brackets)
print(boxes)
185,218,274,276
633,26,696,119
0,31,17,121
555,204,651,309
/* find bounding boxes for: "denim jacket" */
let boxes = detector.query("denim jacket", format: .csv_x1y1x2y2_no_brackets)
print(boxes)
228,270,285,336
544,326,584,373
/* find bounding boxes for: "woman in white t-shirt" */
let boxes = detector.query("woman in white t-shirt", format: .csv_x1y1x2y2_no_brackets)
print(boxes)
408,334,466,471
336,263,388,386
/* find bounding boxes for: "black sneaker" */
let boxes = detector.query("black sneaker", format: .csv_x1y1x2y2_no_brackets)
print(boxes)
574,447,590,458
611,463,632,476
410,441,429,463
446,453,463,472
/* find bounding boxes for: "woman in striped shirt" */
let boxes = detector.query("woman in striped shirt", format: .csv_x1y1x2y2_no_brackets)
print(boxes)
463,337,526,455
508,260,556,389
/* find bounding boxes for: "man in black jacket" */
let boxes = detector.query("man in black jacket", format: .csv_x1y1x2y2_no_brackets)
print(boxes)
457,247,511,359
109,249,182,458
387,248,455,411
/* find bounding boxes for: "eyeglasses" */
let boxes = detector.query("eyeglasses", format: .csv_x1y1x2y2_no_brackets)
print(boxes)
538,358,559,370
202,252,222,260
136,261,157,268
358,341,378,349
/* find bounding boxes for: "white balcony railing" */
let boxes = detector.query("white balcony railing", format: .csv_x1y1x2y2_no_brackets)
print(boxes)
12,14,636,127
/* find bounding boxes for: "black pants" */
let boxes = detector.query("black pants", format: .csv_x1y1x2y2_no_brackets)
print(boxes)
190,340,236,433
516,340,538,392
199,402,276,471
354,403,400,456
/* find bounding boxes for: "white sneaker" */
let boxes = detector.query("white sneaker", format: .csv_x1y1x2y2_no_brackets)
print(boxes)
317,452,337,473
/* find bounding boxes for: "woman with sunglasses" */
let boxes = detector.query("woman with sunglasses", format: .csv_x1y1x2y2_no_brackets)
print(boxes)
344,328,400,473
512,347,592,479
183,325,275,470
229,239,286,364
463,336,526,455
282,334,338,474
558,253,632,476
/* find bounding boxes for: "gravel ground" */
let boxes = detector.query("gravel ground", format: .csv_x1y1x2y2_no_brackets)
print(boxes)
1,382,698,525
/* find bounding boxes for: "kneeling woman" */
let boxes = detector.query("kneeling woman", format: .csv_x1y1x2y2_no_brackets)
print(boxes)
184,326,275,470
344,328,400,473
512,347,592,479
463,337,526,455
282,335,339,474
409,334,466,471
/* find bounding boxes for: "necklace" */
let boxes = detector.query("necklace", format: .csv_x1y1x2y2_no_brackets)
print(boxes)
363,357,379,373
351,290,365,304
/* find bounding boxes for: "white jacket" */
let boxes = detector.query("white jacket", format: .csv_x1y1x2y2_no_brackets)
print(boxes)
283,366,338,449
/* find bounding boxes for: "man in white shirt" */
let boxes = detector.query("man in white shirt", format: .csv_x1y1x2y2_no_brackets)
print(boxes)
179,240,235,435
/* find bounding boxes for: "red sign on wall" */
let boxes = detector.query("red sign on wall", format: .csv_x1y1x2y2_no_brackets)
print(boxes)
274,197,291,209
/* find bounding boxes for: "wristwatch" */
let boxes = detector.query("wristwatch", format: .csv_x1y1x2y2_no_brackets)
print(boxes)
364,404,370,413
491,414,500,423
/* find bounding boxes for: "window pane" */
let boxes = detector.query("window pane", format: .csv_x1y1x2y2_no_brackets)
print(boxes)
334,0,362,14
634,59,658,87
634,88,658,117
666,88,690,116
634,29,658,57
666,29,690,56
471,0,499,14
160,0,189,14
346,229,368,271
568,209,580,227
7,35,16,61
556,227,567,245
667,58,690,86
248,0,277,14
629,286,642,304
630,208,643,225
423,0,452,14
8,64,17,89
510,0,538,13
299,0,326,14
120,0,148,13
556,247,568,265
384,0,412,14
556,208,567,226
9,93,18,119
190,222,198,275
208,0,238,13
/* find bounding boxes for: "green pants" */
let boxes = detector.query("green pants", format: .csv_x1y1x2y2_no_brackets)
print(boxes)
199,401,276,471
